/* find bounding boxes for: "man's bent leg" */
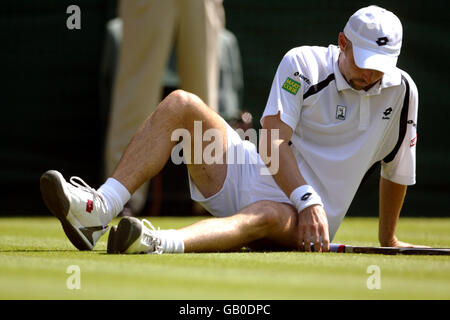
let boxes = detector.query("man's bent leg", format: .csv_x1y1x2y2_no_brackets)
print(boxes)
41,90,230,251
111,89,228,198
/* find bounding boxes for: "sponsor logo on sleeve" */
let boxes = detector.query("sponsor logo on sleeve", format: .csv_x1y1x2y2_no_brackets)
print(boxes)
282,77,301,95
407,120,417,128
410,134,417,147
293,72,311,85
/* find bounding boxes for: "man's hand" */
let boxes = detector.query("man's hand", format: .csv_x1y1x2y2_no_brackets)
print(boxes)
261,114,330,252
298,204,330,252
378,178,429,249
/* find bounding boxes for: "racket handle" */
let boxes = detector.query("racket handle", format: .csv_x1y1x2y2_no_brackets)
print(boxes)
306,243,346,252
329,243,346,252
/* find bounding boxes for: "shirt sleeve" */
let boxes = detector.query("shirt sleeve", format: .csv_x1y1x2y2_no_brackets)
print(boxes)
260,49,305,130
381,73,418,186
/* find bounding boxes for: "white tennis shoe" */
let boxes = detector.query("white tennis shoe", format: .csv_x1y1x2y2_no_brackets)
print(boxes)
107,217,163,254
40,170,110,250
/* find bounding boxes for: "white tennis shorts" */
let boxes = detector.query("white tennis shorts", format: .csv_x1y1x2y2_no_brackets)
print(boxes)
188,121,291,217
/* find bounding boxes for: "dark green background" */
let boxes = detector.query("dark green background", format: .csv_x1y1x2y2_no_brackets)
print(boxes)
1,0,449,217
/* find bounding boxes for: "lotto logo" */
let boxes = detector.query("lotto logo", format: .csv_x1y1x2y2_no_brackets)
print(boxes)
282,77,301,95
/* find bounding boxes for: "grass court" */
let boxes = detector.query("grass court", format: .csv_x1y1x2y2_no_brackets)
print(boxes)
0,216,449,300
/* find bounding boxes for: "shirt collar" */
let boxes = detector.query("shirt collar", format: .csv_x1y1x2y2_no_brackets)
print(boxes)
334,57,352,92
333,50,402,96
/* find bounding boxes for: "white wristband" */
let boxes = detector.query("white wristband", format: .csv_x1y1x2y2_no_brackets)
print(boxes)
290,185,323,213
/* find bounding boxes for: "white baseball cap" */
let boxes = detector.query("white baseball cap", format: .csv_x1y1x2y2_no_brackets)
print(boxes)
343,5,402,74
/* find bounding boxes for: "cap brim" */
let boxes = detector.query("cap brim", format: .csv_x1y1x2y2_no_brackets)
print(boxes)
352,45,398,74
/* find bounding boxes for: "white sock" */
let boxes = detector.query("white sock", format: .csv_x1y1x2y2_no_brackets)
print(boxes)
158,229,185,253
98,178,131,220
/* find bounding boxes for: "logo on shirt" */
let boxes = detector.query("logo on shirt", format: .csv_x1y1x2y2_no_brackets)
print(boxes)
336,105,347,120
282,77,301,95
382,107,393,120
407,120,417,128
293,72,311,85
410,134,417,148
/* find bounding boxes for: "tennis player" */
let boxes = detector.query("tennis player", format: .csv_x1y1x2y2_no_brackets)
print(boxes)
40,6,422,254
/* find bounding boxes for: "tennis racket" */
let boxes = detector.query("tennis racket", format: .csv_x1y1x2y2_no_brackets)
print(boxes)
328,243,450,256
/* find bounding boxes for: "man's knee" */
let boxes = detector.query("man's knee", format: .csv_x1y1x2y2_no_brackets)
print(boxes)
167,89,190,105
165,90,201,112
160,90,187,116
243,201,298,250
161,90,206,126
251,201,286,233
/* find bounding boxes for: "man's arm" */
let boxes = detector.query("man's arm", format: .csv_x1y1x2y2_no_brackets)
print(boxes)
378,176,427,247
261,113,330,252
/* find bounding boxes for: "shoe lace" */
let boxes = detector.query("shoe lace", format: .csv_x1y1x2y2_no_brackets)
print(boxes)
142,219,163,254
69,176,108,213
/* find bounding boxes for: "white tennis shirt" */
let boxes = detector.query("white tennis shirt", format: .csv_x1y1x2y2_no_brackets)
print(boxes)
261,44,418,238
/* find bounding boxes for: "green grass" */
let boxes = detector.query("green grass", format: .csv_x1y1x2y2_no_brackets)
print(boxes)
0,216,449,299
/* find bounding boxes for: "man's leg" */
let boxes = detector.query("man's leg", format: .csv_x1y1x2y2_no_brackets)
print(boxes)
41,89,228,251
111,89,228,199
109,200,301,254
179,201,300,252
